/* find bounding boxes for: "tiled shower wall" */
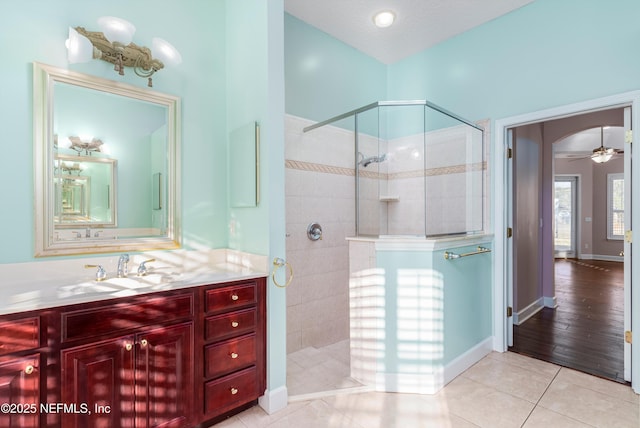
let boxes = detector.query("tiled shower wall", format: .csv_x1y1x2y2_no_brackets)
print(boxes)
284,115,490,353
285,115,356,353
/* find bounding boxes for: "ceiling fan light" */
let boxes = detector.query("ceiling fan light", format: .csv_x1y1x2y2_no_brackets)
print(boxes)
591,151,613,163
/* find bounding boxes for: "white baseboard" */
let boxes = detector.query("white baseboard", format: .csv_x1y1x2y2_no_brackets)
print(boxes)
442,337,494,386
513,298,544,325
543,296,558,309
579,254,623,262
258,386,288,414
370,337,493,395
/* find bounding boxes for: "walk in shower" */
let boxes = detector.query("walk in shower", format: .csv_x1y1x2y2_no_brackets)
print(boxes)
304,100,487,238
301,100,493,395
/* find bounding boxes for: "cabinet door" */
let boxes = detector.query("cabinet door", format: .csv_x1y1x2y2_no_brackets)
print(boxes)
61,336,135,428
136,322,194,428
0,354,40,428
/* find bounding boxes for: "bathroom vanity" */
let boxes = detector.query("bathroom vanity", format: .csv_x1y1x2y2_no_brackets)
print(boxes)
0,274,266,428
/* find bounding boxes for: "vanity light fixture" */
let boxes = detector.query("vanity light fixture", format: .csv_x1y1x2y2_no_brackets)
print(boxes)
66,16,182,87
60,162,84,175
68,136,104,155
373,10,396,28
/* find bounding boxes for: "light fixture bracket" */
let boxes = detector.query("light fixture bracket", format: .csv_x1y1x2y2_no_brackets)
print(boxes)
74,26,164,85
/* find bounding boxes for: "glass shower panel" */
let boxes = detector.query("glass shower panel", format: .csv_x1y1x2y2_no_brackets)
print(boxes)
424,106,484,236
355,107,382,236
384,104,426,236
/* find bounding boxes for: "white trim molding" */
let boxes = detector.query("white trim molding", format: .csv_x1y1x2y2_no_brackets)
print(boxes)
364,337,493,395
493,89,640,394
258,386,288,414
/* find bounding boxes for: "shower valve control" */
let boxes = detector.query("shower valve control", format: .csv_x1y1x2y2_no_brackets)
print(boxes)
307,222,323,241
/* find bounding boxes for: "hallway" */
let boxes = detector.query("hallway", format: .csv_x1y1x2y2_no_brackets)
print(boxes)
510,259,625,383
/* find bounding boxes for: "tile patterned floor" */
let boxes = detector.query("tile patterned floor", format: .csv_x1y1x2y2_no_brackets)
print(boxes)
287,340,363,397
214,350,640,428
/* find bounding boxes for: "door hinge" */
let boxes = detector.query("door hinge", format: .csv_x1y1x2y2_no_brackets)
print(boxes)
506,227,513,238
625,130,633,144
625,330,632,344
507,147,513,159
507,306,513,317
625,230,632,243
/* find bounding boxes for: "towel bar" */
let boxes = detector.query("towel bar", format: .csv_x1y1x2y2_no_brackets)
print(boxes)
444,246,491,260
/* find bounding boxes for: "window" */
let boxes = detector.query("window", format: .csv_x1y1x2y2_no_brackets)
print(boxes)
607,173,624,240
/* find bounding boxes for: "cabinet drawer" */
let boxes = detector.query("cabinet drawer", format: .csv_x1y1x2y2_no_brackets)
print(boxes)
205,308,256,342
204,366,258,415
0,317,39,356
205,282,256,314
62,293,193,342
204,334,256,379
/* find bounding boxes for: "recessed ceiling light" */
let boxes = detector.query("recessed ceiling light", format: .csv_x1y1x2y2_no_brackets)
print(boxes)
373,10,395,28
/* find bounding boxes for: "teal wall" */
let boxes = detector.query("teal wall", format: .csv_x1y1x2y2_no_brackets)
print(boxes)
284,13,387,122
226,0,288,393
284,0,640,125
1,0,228,262
376,244,492,368
387,0,640,122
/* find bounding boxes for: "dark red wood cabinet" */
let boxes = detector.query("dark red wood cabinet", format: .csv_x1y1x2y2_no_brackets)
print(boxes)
0,316,42,428
0,276,266,428
201,280,266,420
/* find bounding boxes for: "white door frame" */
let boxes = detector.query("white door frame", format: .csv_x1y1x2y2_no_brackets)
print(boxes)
493,91,640,393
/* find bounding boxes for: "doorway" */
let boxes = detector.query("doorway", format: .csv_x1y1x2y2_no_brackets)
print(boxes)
495,93,640,392
554,176,578,258
510,112,626,382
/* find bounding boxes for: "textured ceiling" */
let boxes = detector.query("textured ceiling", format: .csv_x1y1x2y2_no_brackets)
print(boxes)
284,0,536,64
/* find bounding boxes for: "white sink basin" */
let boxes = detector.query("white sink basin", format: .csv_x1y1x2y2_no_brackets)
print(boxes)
56,270,184,300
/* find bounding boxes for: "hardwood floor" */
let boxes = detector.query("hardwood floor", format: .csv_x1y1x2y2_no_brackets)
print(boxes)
509,258,626,383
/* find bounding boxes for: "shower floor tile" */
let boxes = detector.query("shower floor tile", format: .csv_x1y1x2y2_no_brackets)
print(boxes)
287,339,364,397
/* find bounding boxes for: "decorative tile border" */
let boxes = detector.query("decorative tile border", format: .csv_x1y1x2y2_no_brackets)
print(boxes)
285,159,486,180
285,159,355,176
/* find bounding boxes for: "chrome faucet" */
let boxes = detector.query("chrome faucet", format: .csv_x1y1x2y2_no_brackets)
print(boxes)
117,254,130,278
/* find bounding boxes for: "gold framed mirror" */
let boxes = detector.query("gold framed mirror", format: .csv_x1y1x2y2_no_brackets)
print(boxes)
33,62,181,256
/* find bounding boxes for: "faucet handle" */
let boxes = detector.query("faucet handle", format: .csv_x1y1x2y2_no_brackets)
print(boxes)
85,264,107,281
137,258,156,276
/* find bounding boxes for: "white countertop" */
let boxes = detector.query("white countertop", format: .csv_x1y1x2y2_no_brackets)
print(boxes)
0,249,268,315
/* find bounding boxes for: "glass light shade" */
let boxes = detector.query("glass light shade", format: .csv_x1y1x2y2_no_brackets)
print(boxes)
97,16,136,45
66,27,94,63
152,37,182,67
373,10,396,28
591,151,613,163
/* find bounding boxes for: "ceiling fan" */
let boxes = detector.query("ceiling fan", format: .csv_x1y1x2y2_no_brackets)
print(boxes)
590,126,622,163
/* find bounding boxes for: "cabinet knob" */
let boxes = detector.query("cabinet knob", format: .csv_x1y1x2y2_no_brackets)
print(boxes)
140,339,148,347
230,387,238,395
231,321,239,328
231,294,239,301
125,343,133,351
230,352,239,359
25,365,35,375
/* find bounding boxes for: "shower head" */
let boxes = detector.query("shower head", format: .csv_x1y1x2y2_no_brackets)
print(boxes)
359,153,387,168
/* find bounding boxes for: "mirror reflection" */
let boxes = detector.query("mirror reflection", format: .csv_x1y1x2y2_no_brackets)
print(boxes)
54,154,116,229
34,62,181,256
